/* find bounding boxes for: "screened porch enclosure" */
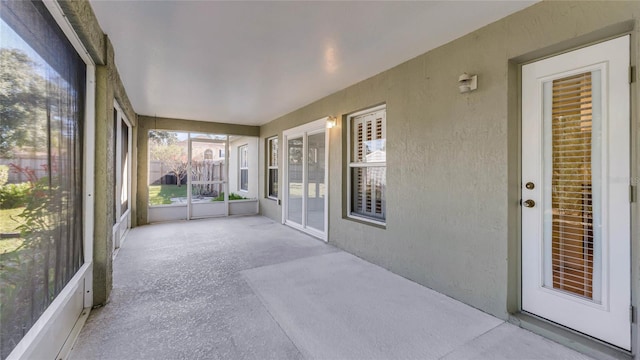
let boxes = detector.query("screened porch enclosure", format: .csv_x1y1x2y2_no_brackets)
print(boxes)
147,131,259,222
0,1,87,358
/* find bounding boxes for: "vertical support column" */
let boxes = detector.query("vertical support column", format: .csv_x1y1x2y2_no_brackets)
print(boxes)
92,39,117,305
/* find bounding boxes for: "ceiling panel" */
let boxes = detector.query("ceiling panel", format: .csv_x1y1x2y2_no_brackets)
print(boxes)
90,1,537,125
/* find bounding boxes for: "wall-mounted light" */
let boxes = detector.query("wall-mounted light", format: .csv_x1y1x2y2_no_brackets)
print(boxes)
326,116,337,129
458,73,478,93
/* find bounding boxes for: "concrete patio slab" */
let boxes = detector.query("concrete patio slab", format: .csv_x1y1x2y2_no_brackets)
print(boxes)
69,216,596,360
440,323,595,360
243,251,593,360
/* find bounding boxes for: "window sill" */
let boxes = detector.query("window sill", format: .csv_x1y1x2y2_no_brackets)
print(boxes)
148,203,187,208
346,214,386,229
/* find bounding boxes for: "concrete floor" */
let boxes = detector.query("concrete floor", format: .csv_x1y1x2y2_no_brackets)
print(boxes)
70,216,595,360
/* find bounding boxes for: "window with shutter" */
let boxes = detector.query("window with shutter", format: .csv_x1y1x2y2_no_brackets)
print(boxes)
348,106,386,223
239,144,248,191
267,137,278,198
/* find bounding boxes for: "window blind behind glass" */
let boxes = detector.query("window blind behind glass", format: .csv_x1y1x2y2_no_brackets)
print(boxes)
352,110,385,220
550,72,594,299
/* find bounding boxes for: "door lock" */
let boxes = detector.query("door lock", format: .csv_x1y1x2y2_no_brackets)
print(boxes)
522,199,535,208
525,182,535,190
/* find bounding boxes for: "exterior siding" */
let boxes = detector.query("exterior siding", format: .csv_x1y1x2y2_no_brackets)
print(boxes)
258,1,640,320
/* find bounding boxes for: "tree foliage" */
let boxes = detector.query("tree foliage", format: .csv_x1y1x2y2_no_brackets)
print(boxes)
0,49,48,158
148,131,187,186
149,130,178,146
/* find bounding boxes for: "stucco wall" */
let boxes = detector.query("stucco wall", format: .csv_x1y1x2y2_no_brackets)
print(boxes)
229,136,260,199
259,1,640,320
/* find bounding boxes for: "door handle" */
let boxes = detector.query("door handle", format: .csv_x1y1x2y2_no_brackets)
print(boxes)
522,199,535,208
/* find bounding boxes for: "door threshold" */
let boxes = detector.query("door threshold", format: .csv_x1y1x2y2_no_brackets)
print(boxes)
283,221,327,242
509,312,632,360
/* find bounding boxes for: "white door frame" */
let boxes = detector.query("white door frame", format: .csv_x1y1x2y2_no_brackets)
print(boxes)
282,118,329,241
112,100,132,255
521,36,631,350
187,136,229,219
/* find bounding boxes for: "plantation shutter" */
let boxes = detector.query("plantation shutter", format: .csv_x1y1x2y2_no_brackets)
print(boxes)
351,108,386,221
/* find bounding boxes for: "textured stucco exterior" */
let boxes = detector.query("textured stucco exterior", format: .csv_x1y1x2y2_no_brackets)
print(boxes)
135,116,259,225
229,136,260,199
58,0,138,305
259,0,640,323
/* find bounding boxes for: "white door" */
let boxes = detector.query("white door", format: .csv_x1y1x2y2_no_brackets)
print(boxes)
283,118,329,241
188,138,228,219
522,36,630,349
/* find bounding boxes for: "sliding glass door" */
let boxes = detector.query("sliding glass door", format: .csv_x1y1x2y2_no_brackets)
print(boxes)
283,119,328,240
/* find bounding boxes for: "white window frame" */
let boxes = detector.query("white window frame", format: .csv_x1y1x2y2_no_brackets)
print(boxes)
282,118,329,241
239,144,249,192
346,104,387,226
6,1,96,359
267,136,278,200
112,100,132,257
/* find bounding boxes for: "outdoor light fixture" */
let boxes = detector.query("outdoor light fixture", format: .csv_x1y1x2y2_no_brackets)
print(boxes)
326,116,337,129
458,73,478,93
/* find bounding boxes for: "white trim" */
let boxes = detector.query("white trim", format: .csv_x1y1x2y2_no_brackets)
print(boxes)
115,104,122,218
7,4,95,357
521,36,630,350
112,101,132,255
346,105,387,225
187,134,193,220
225,138,230,216
283,117,329,137
323,125,330,240
84,69,96,288
282,118,329,242
349,162,386,168
41,1,95,66
55,306,90,360
346,213,386,227
7,264,91,360
187,136,229,219
239,144,249,191
348,104,386,119
149,203,188,209
266,136,279,200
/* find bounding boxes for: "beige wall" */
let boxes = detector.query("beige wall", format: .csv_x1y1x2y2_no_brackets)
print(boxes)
259,0,640,321
229,136,260,199
136,115,259,225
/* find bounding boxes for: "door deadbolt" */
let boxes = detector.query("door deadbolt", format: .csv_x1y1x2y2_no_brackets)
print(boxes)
522,199,535,208
525,182,535,190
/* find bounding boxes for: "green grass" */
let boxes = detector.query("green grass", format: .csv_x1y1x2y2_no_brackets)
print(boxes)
0,207,25,233
0,238,23,254
212,192,248,201
0,207,25,254
149,184,188,205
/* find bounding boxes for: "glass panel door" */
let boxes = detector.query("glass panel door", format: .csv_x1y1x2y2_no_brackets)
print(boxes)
521,36,630,349
287,137,304,225
189,138,227,218
283,118,328,240
306,131,325,232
